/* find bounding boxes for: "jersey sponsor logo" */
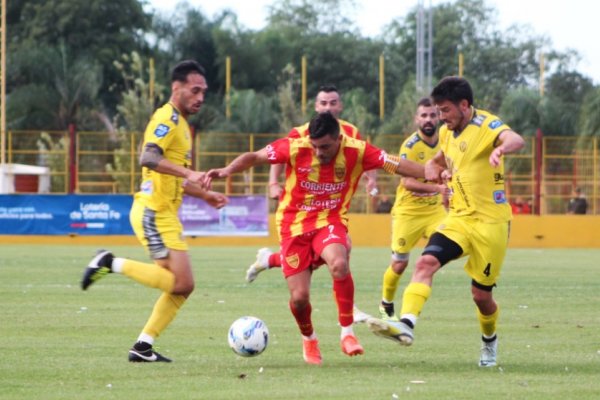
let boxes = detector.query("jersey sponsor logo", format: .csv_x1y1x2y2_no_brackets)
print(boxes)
154,124,170,138
299,180,347,194
140,180,153,194
493,190,507,204
285,253,300,269
297,196,342,211
405,134,421,148
400,153,407,159
489,119,503,129
266,144,277,160
472,115,485,126
171,110,179,124
494,172,504,183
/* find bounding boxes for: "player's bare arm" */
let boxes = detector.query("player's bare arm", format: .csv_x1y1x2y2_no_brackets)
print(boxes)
205,148,271,186
183,181,229,209
140,143,206,185
381,153,425,179
490,130,525,167
268,164,285,199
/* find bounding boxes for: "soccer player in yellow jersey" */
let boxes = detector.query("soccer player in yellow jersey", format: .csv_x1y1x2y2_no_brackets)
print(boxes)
368,77,525,367
378,97,448,322
81,60,227,362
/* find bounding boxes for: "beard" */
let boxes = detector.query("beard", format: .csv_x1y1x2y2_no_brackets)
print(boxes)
421,124,436,137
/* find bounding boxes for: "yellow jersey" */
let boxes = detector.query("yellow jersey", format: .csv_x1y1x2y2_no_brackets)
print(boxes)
440,107,511,223
135,102,192,213
392,131,442,215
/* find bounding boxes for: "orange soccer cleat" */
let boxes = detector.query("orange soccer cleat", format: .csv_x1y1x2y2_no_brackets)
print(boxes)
302,338,322,365
341,334,364,356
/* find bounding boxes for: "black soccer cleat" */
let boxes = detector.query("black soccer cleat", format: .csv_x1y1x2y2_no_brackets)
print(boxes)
81,250,114,290
128,341,172,363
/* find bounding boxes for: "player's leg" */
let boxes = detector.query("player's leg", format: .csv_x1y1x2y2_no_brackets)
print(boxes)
466,220,509,367
317,226,363,356
245,248,282,283
380,213,429,321
368,230,463,345
281,235,322,365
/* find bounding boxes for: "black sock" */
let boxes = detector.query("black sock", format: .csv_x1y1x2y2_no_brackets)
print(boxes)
400,318,414,329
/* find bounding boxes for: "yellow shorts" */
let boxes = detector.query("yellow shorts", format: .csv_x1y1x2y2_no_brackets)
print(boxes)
436,215,510,286
391,208,446,254
129,200,188,259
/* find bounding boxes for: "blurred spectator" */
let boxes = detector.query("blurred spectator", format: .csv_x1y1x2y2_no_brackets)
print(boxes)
376,195,393,214
567,187,588,214
511,196,531,214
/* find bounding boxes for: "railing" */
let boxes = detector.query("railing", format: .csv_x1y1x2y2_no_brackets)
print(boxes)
4,129,598,214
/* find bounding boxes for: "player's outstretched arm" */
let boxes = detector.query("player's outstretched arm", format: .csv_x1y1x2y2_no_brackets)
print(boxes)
140,143,207,187
183,181,229,209
204,148,270,187
381,153,425,179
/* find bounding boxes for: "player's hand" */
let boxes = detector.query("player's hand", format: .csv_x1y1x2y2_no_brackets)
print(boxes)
365,179,378,197
203,168,229,188
425,162,444,183
268,182,283,199
203,191,229,209
489,147,504,167
186,170,208,189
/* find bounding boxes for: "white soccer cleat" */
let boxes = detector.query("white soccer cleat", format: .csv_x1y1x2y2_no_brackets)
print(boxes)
479,336,498,367
352,305,371,324
366,317,414,346
245,247,272,283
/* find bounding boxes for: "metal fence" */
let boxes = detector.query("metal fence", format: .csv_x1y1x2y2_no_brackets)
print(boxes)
4,129,598,215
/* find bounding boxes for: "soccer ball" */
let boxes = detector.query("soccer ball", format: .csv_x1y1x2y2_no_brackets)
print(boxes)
228,316,269,357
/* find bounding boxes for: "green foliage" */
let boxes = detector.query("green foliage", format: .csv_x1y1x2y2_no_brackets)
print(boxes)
499,88,542,137
36,132,68,192
1,245,599,399
277,64,304,133
578,88,600,137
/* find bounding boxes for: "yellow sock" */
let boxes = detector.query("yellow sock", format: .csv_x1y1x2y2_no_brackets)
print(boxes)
400,282,432,316
120,259,175,293
381,265,402,302
142,293,186,338
477,306,499,337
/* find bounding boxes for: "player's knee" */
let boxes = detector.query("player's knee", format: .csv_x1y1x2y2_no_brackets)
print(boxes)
172,279,195,296
328,258,349,279
413,255,440,278
290,291,310,308
391,255,409,273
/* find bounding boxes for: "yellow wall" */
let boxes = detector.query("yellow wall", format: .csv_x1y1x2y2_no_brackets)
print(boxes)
2,214,599,248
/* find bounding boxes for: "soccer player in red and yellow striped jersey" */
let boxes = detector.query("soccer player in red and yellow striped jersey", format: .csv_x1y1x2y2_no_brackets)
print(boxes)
205,112,424,365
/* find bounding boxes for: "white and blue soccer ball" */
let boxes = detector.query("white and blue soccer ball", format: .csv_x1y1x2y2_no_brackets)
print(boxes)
228,316,269,357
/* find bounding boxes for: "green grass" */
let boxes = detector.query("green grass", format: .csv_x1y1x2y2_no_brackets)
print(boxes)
1,245,599,399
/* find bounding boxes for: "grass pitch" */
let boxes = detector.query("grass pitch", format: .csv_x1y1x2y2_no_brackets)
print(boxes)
1,245,599,399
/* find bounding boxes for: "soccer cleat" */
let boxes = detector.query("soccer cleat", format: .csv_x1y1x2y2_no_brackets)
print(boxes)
366,317,414,346
352,305,371,324
479,336,498,367
341,334,364,356
81,250,114,290
128,341,172,363
379,302,400,322
245,247,272,283
302,338,322,365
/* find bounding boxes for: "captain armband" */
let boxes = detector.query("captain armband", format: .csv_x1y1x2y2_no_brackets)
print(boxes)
140,143,164,169
382,153,402,175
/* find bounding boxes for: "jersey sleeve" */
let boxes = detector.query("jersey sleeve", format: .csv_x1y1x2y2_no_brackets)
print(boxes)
143,112,177,151
266,137,291,164
486,117,511,148
362,142,386,171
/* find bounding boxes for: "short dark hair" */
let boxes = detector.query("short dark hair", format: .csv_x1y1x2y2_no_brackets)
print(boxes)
417,97,433,108
308,112,340,139
431,76,473,106
317,84,340,96
171,60,206,83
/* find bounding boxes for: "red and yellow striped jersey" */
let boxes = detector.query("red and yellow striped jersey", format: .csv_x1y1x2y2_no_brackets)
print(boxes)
288,119,362,140
267,134,385,239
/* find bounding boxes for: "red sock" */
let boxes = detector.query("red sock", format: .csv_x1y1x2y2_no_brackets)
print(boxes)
333,274,354,327
289,301,313,337
269,252,282,268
